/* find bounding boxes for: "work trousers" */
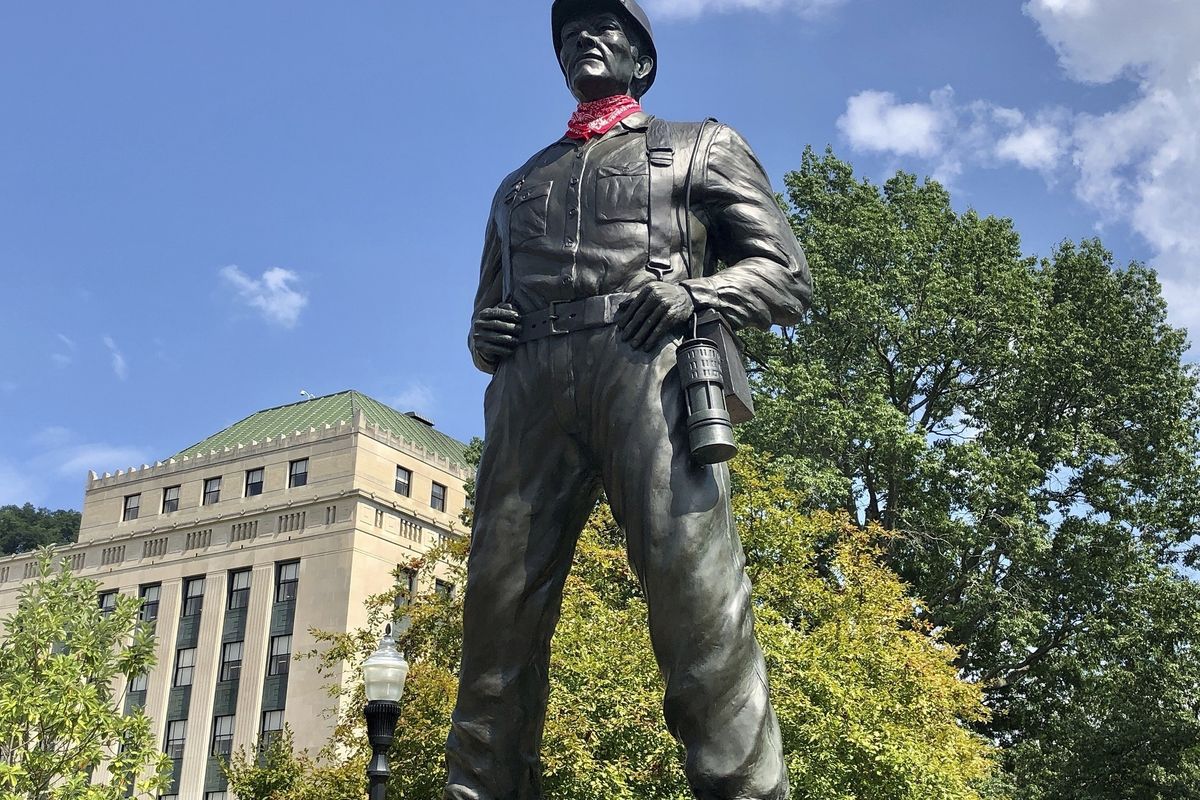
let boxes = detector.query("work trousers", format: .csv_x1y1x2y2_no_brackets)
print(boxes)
445,325,788,800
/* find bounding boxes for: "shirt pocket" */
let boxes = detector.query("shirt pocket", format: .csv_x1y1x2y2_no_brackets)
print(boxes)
508,181,552,246
594,163,648,224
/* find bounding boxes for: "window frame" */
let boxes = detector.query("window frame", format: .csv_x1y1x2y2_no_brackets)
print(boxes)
430,481,447,513
98,590,118,616
182,576,205,618
267,634,292,677
164,719,187,760
210,715,235,757
275,561,299,604
173,647,196,687
161,485,181,514
129,672,148,693
227,569,251,610
203,476,222,506
220,640,244,682
122,493,140,522
260,709,285,747
244,468,264,497
288,458,308,489
394,465,412,497
139,583,161,622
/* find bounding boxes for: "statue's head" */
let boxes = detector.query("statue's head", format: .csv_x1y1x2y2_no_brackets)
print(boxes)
552,0,657,102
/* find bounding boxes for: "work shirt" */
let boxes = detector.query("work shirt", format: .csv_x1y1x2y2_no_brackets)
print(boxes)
469,111,811,373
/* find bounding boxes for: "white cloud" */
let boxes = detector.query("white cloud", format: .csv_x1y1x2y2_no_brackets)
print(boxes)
1024,0,1200,333
392,383,436,416
996,121,1065,171
52,333,76,367
646,0,845,18
220,265,309,329
837,88,952,160
55,444,151,478
28,426,152,480
102,335,128,380
837,89,1068,184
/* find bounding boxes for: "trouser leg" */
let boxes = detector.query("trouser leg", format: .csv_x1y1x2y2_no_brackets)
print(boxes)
445,354,599,800
584,329,789,800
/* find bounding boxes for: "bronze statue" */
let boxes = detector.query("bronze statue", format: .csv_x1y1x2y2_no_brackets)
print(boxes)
448,1,811,797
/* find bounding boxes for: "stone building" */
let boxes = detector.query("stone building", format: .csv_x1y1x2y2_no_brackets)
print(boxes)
0,390,472,800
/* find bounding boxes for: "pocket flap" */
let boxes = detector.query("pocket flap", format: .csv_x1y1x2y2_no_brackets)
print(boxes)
513,181,553,205
596,163,647,179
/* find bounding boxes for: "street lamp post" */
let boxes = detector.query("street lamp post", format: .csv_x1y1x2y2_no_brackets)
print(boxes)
363,624,409,800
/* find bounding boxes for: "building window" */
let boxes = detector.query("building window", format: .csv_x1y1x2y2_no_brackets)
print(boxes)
430,482,447,513
267,635,292,676
435,579,455,599
228,570,251,610
245,468,264,497
205,793,228,800
182,576,205,617
139,584,161,622
164,719,187,760
173,648,196,687
395,466,412,497
275,562,299,603
162,485,180,514
129,673,148,692
98,591,118,616
260,710,284,747
211,715,235,757
288,459,308,489
203,476,221,505
122,494,140,522
220,641,243,682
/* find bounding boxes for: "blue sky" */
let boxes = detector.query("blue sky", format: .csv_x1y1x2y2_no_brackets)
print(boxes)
1,0,1196,511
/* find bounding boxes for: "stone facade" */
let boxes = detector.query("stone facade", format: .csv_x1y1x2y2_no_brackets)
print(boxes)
0,402,470,800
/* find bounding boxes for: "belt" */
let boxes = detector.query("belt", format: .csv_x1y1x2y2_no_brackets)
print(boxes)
518,293,632,342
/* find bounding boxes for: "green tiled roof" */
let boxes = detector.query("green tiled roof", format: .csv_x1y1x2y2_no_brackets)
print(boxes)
171,390,470,467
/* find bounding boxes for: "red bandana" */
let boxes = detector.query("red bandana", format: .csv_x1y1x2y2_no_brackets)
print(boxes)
566,95,643,141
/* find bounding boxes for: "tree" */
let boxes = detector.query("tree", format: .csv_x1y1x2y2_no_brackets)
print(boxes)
0,550,169,799
741,147,1200,796
302,454,999,800
0,505,80,556
220,727,362,800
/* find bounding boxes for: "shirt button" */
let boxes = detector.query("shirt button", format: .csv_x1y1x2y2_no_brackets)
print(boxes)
565,238,574,246
561,276,571,285
568,208,577,217
570,177,579,186
576,151,584,159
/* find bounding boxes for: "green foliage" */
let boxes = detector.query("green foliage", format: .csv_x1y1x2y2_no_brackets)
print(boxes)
299,457,996,800
220,727,362,800
742,147,1200,796
0,549,169,800
0,505,80,556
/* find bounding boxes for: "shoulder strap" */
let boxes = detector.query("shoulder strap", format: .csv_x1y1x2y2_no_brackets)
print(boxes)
645,116,677,280
646,117,719,281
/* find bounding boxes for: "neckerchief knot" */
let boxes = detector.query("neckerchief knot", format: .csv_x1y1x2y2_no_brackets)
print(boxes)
566,95,642,141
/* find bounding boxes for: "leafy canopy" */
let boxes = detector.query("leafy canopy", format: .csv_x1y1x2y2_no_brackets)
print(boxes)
0,550,169,800
741,147,1200,798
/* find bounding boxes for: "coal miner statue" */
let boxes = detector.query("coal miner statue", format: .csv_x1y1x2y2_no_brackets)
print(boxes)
448,0,811,797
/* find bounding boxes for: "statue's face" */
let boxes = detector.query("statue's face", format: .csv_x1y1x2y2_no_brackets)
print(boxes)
559,11,653,103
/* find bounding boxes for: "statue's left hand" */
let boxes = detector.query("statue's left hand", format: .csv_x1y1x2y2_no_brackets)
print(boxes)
616,283,694,351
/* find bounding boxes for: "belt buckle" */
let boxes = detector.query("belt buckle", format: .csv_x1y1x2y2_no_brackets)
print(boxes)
548,300,570,335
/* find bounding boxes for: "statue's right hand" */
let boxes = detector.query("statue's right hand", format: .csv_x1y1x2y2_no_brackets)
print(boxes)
473,304,522,365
